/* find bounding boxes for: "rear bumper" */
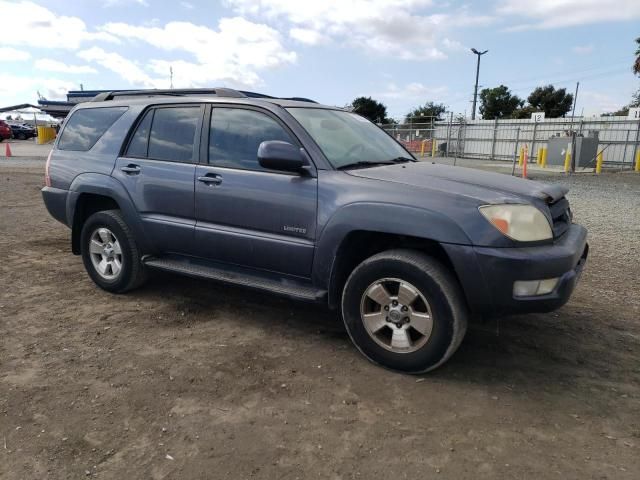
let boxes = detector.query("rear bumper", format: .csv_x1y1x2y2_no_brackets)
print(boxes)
444,224,588,315
41,186,69,226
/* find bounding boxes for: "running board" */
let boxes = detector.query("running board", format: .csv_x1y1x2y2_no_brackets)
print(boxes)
143,255,327,303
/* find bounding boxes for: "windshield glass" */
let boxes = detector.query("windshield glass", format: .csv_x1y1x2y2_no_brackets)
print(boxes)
287,108,412,169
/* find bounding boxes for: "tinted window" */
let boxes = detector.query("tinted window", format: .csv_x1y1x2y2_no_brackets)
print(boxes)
148,107,200,162
58,107,127,151
126,110,153,157
209,108,295,170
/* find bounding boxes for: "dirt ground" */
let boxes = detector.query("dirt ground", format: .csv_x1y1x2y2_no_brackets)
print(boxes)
1,162,639,480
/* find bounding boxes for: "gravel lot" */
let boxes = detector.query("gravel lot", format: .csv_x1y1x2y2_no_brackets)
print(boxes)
1,161,639,479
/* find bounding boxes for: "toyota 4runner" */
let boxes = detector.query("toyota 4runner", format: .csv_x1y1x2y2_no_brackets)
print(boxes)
42,88,588,373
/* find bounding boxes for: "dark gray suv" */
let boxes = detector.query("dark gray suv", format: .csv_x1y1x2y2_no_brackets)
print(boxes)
42,88,588,373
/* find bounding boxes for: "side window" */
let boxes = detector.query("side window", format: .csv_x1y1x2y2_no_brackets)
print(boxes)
58,107,127,151
209,108,296,170
147,107,200,162
126,110,153,157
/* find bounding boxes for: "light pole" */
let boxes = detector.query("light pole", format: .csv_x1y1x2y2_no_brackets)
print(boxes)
470,48,488,120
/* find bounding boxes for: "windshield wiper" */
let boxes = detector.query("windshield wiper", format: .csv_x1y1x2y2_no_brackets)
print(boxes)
337,161,394,170
389,156,416,163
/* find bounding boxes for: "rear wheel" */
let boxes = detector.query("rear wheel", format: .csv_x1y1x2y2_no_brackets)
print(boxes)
80,210,147,293
341,249,467,373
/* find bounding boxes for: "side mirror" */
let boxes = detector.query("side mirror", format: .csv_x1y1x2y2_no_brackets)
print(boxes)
258,141,307,173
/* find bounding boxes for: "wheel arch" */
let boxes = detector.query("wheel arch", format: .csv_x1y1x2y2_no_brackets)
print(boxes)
68,173,151,255
326,230,462,310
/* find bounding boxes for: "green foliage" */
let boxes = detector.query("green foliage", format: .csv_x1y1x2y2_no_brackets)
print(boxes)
527,85,574,118
634,36,640,75
350,96,393,124
404,102,446,123
479,85,523,119
511,105,542,119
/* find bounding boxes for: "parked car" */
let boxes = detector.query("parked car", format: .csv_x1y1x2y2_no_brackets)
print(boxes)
9,123,37,140
41,89,588,373
0,120,12,142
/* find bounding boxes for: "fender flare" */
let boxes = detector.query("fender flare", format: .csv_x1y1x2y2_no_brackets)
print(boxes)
67,173,153,253
313,202,472,295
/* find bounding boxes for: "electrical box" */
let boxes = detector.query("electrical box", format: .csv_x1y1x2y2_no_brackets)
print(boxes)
545,134,599,168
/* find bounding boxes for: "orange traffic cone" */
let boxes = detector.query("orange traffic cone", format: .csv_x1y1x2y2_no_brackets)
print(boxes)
4,142,12,157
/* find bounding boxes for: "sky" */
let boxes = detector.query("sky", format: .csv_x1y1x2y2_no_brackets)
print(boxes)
0,0,639,120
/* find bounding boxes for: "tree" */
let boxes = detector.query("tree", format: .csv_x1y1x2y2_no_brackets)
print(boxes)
527,85,574,118
511,105,542,119
478,85,523,119
404,102,446,123
633,36,640,75
350,96,392,124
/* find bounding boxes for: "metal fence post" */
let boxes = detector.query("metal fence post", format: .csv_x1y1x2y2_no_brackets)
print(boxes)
445,112,453,157
490,118,498,160
511,127,520,176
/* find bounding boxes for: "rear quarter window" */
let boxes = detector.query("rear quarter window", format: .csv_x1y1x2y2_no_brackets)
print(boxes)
58,107,127,151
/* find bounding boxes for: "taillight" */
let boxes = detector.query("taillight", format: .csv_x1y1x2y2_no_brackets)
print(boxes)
45,149,52,187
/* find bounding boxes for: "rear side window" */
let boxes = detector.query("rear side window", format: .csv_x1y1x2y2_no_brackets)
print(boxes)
58,107,127,151
125,106,201,161
148,107,200,161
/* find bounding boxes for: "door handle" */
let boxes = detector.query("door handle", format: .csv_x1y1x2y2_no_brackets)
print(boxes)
121,164,141,174
198,175,222,185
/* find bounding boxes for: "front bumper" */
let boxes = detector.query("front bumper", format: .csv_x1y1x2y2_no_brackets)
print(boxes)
444,223,588,315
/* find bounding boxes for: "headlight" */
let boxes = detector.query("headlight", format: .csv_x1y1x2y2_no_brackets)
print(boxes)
479,204,552,242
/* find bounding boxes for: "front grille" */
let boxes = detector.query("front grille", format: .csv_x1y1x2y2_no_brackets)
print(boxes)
548,197,572,238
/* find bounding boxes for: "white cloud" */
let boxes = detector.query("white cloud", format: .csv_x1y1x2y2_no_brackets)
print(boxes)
226,0,491,60
0,47,31,62
100,17,297,88
289,28,325,45
572,45,594,55
180,1,194,9
77,47,161,88
498,0,640,30
0,0,118,49
0,73,76,105
35,59,98,74
580,90,628,115
103,0,149,6
377,82,448,100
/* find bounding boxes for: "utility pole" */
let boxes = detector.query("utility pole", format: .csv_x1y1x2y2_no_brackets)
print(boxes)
470,48,488,120
170,66,174,89
569,81,580,172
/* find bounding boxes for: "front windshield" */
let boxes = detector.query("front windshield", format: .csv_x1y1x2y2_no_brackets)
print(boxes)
287,108,413,169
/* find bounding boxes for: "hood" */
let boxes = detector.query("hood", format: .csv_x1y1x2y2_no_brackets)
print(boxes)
346,162,567,204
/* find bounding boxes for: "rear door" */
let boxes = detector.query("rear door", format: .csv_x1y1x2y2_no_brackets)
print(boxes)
194,105,317,277
113,104,203,254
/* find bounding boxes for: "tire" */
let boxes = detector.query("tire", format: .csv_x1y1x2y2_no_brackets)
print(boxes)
341,249,468,374
80,209,147,293
17,133,26,140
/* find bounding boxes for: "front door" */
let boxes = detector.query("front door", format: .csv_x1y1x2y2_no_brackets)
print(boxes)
194,106,317,278
113,104,203,254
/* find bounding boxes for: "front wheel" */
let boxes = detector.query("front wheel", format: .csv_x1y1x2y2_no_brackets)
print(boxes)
341,249,468,373
80,210,147,293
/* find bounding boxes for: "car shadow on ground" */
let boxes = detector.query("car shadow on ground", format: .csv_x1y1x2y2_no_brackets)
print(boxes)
132,270,632,394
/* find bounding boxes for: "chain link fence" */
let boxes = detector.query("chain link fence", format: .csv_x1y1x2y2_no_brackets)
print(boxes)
383,116,640,168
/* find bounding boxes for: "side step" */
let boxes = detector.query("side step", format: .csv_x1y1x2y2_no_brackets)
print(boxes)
143,255,327,303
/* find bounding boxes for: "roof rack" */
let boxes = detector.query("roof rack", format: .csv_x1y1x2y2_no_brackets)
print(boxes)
90,88,318,103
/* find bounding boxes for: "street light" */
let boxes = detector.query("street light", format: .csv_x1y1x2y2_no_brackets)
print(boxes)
470,48,488,120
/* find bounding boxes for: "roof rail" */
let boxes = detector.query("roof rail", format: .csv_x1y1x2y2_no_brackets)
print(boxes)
90,88,318,104
90,88,247,102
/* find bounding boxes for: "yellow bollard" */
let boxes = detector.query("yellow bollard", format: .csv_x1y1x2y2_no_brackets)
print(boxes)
635,150,640,172
420,140,426,158
431,139,437,157
564,148,571,173
536,148,542,166
595,151,603,174
518,147,524,167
